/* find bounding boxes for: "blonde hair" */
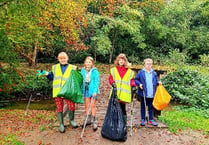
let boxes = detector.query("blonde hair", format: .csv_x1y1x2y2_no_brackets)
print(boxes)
84,56,95,68
57,52,68,60
143,58,153,65
114,53,129,68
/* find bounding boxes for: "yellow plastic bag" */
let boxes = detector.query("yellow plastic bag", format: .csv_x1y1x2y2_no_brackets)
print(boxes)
153,84,171,111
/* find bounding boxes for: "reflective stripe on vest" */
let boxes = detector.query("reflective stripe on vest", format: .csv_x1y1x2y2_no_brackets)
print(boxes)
110,67,134,103
52,64,76,98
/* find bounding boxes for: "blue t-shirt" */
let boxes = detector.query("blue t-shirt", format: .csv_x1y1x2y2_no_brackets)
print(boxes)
47,64,69,80
144,68,154,98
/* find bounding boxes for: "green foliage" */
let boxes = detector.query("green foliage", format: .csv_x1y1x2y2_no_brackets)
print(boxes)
0,134,24,145
40,125,46,131
161,49,188,65
91,33,111,56
161,69,209,109
1,0,208,65
0,0,47,66
11,75,52,100
86,4,145,63
0,67,21,100
1,0,92,65
127,53,141,64
199,54,209,67
0,28,18,65
2,0,45,48
141,0,209,63
187,26,209,61
159,107,209,134
184,65,209,76
201,0,209,25
67,50,91,63
0,27,21,100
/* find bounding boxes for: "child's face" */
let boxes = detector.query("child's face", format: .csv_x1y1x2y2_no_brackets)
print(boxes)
118,58,125,66
144,61,153,71
85,59,93,70
58,55,68,65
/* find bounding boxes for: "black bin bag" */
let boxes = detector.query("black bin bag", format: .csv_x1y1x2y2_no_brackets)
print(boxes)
101,89,127,141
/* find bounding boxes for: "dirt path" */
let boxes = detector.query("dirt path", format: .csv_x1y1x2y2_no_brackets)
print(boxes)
16,126,209,145
1,74,209,145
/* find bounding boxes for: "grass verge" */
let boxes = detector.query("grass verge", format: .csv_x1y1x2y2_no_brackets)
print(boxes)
159,106,209,135
0,134,24,145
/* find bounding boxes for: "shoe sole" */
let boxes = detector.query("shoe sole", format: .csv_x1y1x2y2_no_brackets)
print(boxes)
59,129,65,133
72,125,78,128
149,123,158,126
81,123,91,128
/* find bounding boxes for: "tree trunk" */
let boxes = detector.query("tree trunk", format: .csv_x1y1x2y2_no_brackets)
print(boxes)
109,47,113,64
109,31,117,64
94,44,97,63
31,44,37,66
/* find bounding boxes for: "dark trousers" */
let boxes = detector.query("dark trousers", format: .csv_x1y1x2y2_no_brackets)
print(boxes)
119,102,126,116
140,97,154,120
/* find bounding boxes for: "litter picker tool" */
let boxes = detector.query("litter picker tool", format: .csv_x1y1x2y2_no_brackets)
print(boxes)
130,92,134,136
143,90,148,124
25,70,42,115
80,96,94,138
25,76,38,115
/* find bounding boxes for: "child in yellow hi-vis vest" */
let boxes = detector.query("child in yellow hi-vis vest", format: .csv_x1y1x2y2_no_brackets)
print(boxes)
109,53,136,123
37,52,78,133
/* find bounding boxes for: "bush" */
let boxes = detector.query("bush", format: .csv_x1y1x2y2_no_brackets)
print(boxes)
11,75,52,100
0,27,21,101
199,54,209,67
165,49,188,65
0,67,22,101
128,53,142,64
141,48,189,66
161,68,209,109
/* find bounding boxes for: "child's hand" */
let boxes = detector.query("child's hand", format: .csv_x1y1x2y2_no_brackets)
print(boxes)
37,70,43,77
37,70,48,77
112,83,117,91
93,93,97,98
139,84,143,90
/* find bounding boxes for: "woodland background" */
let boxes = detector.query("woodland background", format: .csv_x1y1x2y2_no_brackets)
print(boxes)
0,1,209,144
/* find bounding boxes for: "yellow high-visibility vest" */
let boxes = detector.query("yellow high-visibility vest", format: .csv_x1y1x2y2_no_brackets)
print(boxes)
52,64,77,98
110,67,135,103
